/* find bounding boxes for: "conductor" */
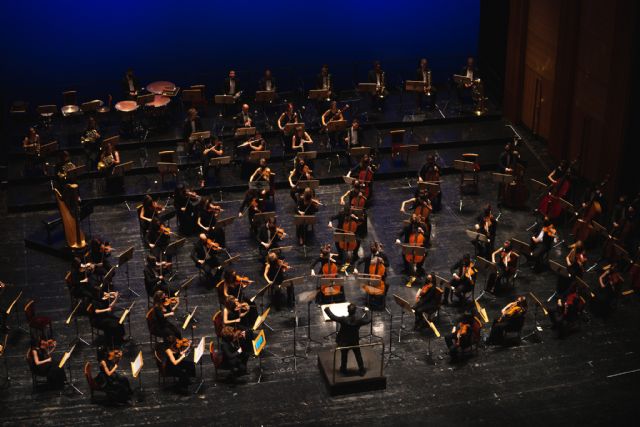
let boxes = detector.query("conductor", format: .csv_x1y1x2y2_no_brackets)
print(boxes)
324,304,371,376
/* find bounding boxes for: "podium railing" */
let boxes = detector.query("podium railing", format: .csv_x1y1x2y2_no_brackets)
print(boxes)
331,341,385,383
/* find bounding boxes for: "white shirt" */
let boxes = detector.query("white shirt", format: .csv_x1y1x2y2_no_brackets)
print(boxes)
127,78,135,92
466,69,474,80
229,79,236,95
422,70,428,82
376,74,381,85
323,76,329,90
349,127,358,146
265,80,272,91
190,120,196,133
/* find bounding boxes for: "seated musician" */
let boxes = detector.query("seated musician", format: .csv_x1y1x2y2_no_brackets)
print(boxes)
257,217,285,260
557,241,587,297
445,312,476,359
219,326,251,378
238,188,267,234
328,205,364,266
95,347,133,404
88,237,113,277
97,141,120,174
368,60,387,110
400,190,433,242
413,273,443,329
249,157,272,183
224,69,242,100
144,255,176,296
162,335,196,394
346,154,376,201
321,101,345,149
151,290,181,340
29,338,67,389
174,184,200,235
138,194,163,240
146,217,171,258
223,295,257,331
122,68,139,98
499,142,518,174
592,264,624,317
220,269,254,302
472,205,497,259
237,132,265,179
258,68,276,92
55,150,76,187
264,252,293,309
183,108,203,158
191,234,223,284
485,240,519,294
310,245,345,302
291,125,313,152
549,284,584,338
81,117,102,168
296,188,321,246
445,254,477,305
236,103,253,128
316,64,333,99
69,257,100,300
395,214,430,275
278,103,300,134
88,289,127,346
418,154,442,210
530,217,556,272
416,58,436,110
354,241,389,275
289,157,314,202
486,296,527,345
22,126,43,174
196,197,223,239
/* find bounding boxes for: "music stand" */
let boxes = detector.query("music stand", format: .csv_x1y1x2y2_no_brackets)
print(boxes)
234,127,256,139
421,312,440,365
294,215,316,257
465,229,489,257
308,89,330,100
493,172,514,203
116,246,136,296
390,130,405,153
396,145,419,165
130,351,145,402
101,266,116,291
175,274,197,316
357,83,378,94
522,292,547,343
253,211,276,225
248,180,271,192
66,165,86,181
248,150,271,163
252,329,267,383
474,256,497,300
530,178,549,195
355,275,384,341
510,238,531,258
64,299,89,346
136,93,154,106
112,161,133,177
190,130,211,142
59,343,82,395
249,284,274,332
118,300,136,339
454,159,478,211
296,289,321,353
326,120,348,133
281,276,307,369
453,74,472,87
296,179,319,190
157,162,178,186
349,146,371,159
547,260,569,302
417,180,441,194
392,294,415,343
39,141,59,156
181,89,203,105
193,336,206,393
214,95,235,117
182,306,198,341
255,90,276,103
405,80,427,92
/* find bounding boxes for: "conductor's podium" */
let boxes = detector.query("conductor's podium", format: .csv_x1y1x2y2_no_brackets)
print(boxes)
318,343,386,396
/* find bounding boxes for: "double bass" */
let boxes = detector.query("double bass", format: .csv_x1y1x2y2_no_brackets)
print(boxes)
538,160,577,219
571,176,608,244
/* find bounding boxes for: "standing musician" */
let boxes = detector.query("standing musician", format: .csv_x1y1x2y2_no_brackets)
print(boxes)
258,68,277,92
219,326,251,378
190,233,223,284
144,255,176,297
151,290,181,340
417,154,442,210
183,108,203,147
328,205,364,269
264,251,293,309
28,338,67,389
174,184,201,235
162,335,196,394
416,58,436,111
592,264,624,317
472,205,497,259
223,69,242,100
530,217,557,272
445,312,476,359
485,240,519,294
549,284,584,338
257,217,286,260
445,254,477,305
288,157,314,202
344,118,365,165
485,296,527,345
81,117,102,168
413,273,443,329
122,68,139,98
316,64,333,99
292,125,314,152
321,101,346,149
296,188,322,246
395,214,430,281
323,304,371,376
498,142,529,208
499,142,518,174
368,60,387,111
236,103,253,128
346,154,376,202
97,141,120,174
88,289,127,346
95,347,133,404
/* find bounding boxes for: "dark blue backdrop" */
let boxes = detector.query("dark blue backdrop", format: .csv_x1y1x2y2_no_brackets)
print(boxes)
0,0,479,105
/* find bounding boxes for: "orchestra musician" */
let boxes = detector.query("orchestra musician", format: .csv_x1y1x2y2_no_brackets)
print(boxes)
445,312,476,359
538,160,575,220
138,195,170,241
258,68,276,92
323,304,371,376
413,273,443,329
196,197,223,239
344,117,364,151
328,204,364,268
238,188,268,235
236,103,253,128
237,132,265,179
530,217,557,272
223,295,257,332
162,335,196,394
417,154,442,210
321,101,345,149
219,325,251,378
122,68,139,98
191,233,223,285
81,117,102,168
592,264,624,317
499,142,518,174
485,296,527,345
95,347,133,404
97,141,120,174
55,150,76,187
549,284,584,338
28,338,66,389
400,189,433,236
183,108,204,159
485,240,519,294
346,153,376,202
395,214,430,277
173,184,200,235
146,217,171,259
223,69,242,100
309,244,345,303
22,126,43,175
277,103,300,135
289,157,314,202
368,60,387,111
445,254,477,305
88,237,113,277
557,241,586,297
220,269,253,301
457,56,479,107
151,290,181,339
316,64,333,99
354,241,389,275
257,217,286,260
472,205,497,259
264,251,293,309
292,125,313,152
88,289,127,347
296,187,321,246
416,58,436,111
68,257,99,302
144,255,177,296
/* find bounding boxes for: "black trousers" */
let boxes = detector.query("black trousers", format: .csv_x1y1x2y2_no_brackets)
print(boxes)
340,347,364,372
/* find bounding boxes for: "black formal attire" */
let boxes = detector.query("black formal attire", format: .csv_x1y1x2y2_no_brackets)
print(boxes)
174,192,199,235
122,75,139,98
258,77,276,92
220,337,250,376
143,264,176,296
416,67,437,109
95,358,132,403
324,307,371,374
413,284,442,327
445,318,474,358
89,297,126,346
296,201,318,244
223,78,241,97
151,306,181,339
190,240,222,285
29,348,66,389
163,346,196,389
257,224,283,260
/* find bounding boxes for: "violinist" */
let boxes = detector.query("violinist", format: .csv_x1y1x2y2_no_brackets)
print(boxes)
28,338,66,389
95,347,132,403
257,217,286,260
200,136,224,188
346,154,376,201
485,240,519,294
138,195,168,240
238,188,267,234
549,284,584,338
445,254,477,305
223,295,257,332
278,103,300,134
417,154,442,210
221,269,253,301
530,217,557,272
445,311,475,359
321,101,346,149
173,184,200,235
395,214,430,277
197,197,224,238
413,273,443,329
237,133,265,177
144,255,177,297
146,217,171,258
249,158,274,185
190,233,223,284
151,290,181,340
220,326,251,378
88,237,113,276
328,205,363,266
289,157,314,202
296,188,321,246
69,257,99,300
264,252,294,309
88,289,127,346
486,296,527,345
163,335,196,394
592,264,624,317
472,205,497,259
292,125,313,152
557,241,587,297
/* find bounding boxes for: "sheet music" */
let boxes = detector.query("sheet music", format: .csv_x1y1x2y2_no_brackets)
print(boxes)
193,337,205,364
119,301,135,325
253,307,271,330
182,306,198,330
321,302,351,321
58,344,75,369
130,351,143,378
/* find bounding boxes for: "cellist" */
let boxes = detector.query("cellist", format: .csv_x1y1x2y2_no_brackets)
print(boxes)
538,160,575,220
472,205,497,259
591,264,624,317
445,253,477,305
346,154,376,202
417,154,442,210
328,205,363,267
571,178,607,246
309,244,345,303
485,296,527,345
395,214,429,283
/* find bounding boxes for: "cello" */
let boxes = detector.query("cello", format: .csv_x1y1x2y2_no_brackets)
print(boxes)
538,159,577,219
366,257,386,295
338,214,360,271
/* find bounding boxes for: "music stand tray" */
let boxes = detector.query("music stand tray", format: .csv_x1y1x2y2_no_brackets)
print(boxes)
296,180,320,190
209,156,232,167
234,127,256,138
357,83,378,93
404,80,427,92
327,120,348,133
349,147,371,157
248,151,271,162
284,122,304,134
308,89,330,100
214,95,236,105
296,151,317,161
255,91,276,103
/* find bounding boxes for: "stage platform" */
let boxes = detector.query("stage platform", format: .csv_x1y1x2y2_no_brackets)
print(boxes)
318,347,387,396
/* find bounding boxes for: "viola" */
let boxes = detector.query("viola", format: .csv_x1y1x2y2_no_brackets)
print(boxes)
235,275,254,287
405,231,426,264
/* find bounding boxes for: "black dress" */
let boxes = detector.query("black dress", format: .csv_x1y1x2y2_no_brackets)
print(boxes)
90,298,126,346
163,346,196,388
152,306,182,339
95,359,132,403
30,348,66,389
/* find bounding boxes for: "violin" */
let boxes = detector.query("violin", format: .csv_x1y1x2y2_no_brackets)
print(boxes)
276,259,291,272
261,167,274,180
234,300,251,314
542,224,557,238
163,296,179,307
235,275,254,287
160,224,172,236
107,349,123,361
42,339,57,354
455,322,470,346
175,337,191,351
275,227,286,238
